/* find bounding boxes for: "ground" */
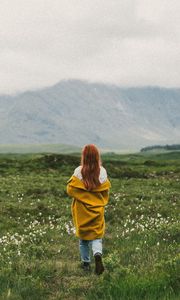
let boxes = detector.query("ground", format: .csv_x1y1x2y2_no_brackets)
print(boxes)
0,151,179,299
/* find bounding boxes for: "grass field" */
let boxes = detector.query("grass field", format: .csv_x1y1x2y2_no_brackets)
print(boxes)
0,151,179,299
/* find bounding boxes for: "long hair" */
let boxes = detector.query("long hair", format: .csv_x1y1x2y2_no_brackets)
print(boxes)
81,144,101,191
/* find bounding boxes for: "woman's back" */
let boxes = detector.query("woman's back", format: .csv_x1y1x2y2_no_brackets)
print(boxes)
66,144,111,275
73,165,107,184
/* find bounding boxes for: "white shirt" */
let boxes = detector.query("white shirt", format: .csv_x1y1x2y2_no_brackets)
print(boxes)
73,165,107,184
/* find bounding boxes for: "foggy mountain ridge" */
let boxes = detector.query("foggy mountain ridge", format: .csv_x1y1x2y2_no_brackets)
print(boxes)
0,80,180,151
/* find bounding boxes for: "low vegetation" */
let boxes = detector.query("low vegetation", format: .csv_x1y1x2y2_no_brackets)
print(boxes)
140,143,180,152
0,151,179,299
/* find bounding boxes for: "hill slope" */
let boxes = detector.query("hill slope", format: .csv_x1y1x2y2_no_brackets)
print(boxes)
0,80,180,151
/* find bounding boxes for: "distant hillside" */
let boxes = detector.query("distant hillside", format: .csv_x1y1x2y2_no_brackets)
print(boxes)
0,143,81,154
0,80,180,151
141,144,180,152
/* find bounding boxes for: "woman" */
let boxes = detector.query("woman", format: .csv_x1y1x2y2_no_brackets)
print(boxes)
66,144,111,275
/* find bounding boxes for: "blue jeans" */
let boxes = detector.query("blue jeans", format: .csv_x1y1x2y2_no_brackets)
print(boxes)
79,238,102,262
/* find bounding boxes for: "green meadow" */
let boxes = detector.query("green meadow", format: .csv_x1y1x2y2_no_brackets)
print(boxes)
0,151,179,299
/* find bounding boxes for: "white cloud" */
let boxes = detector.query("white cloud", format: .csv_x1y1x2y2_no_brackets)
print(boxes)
0,0,180,94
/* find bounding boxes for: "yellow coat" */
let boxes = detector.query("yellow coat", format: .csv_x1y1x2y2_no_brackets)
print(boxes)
67,175,111,240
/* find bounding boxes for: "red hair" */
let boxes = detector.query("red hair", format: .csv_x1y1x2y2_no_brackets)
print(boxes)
81,144,101,191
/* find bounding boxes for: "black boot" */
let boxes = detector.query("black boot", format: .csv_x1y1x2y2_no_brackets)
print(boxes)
94,252,104,275
81,261,91,272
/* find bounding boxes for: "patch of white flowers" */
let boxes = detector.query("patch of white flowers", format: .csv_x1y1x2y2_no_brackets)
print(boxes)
114,212,179,243
0,212,74,265
64,221,76,235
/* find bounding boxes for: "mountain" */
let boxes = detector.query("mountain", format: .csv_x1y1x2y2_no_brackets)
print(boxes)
0,80,180,151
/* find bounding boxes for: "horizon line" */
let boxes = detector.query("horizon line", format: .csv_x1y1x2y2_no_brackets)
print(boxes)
1,78,180,97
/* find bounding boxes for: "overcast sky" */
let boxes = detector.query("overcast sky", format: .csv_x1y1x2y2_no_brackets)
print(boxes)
0,0,180,94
